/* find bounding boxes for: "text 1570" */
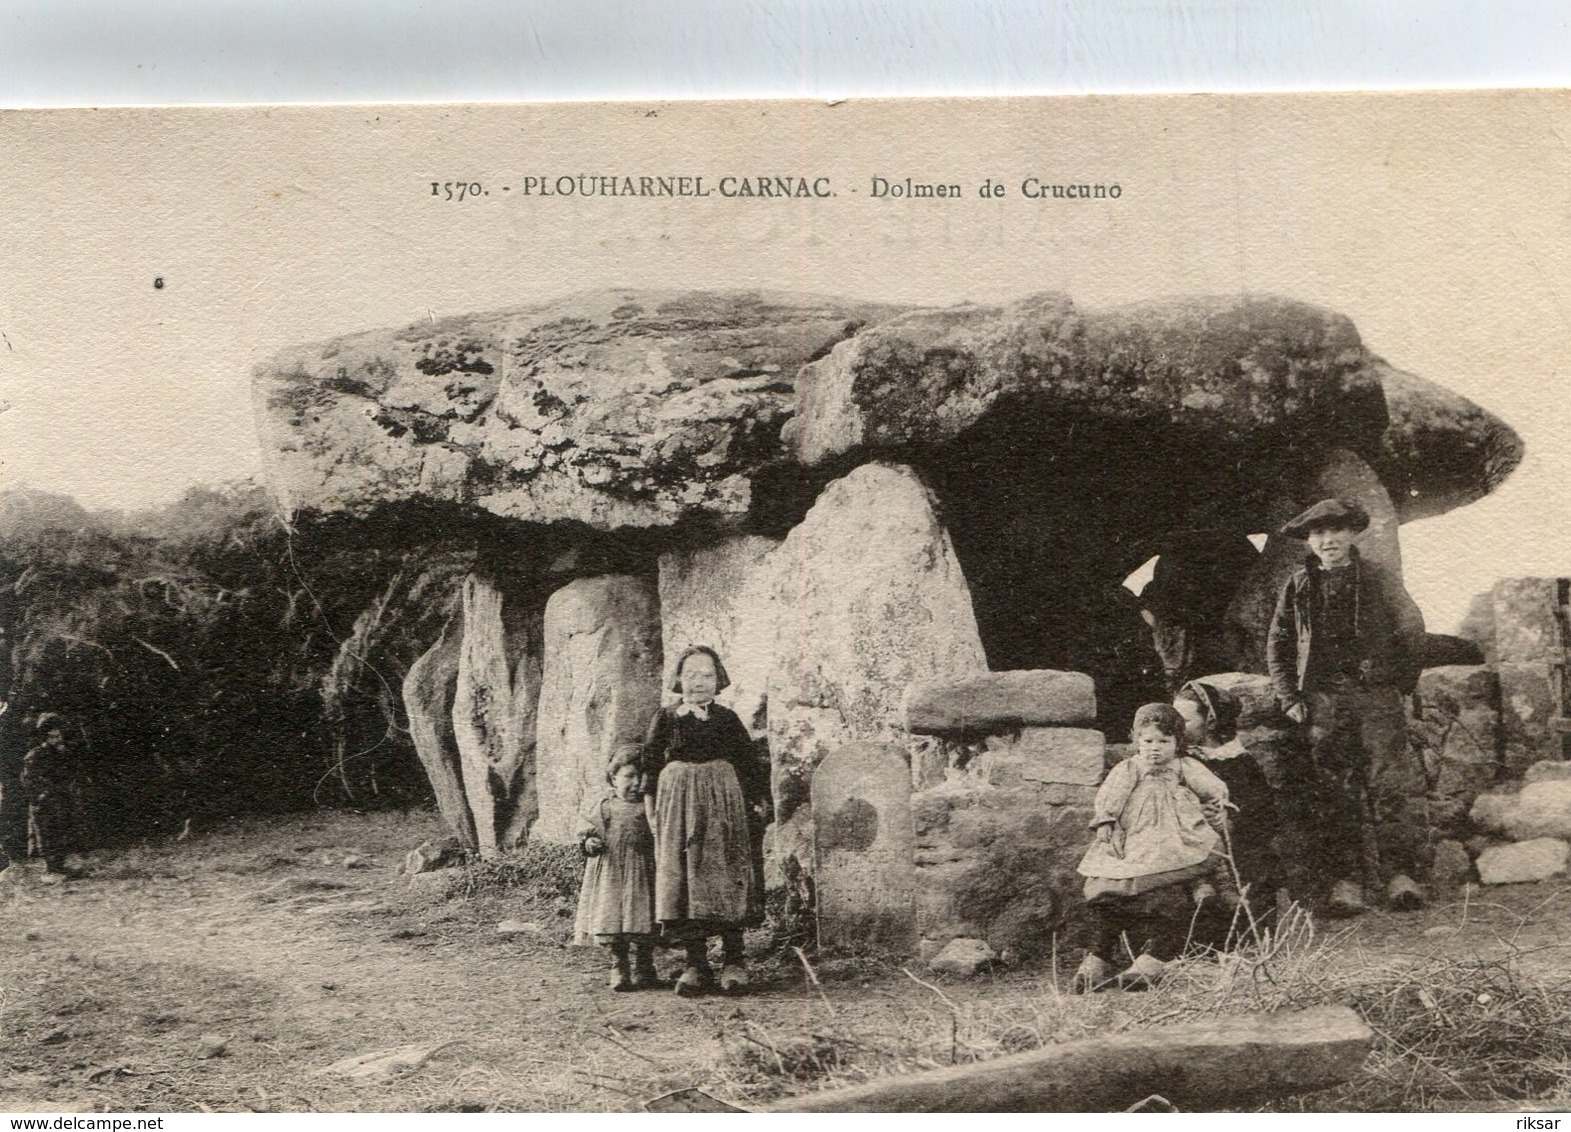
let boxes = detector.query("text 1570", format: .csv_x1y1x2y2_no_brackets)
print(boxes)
432,182,487,200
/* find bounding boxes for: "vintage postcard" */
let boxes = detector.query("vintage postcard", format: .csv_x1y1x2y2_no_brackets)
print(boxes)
2,94,1570,1114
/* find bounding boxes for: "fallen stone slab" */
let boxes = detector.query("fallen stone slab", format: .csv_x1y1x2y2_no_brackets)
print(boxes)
1476,838,1570,885
496,919,544,936
767,1005,1371,1112
905,671,1097,736
321,1041,460,1080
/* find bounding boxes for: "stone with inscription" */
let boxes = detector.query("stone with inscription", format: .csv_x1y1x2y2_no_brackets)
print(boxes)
811,741,917,953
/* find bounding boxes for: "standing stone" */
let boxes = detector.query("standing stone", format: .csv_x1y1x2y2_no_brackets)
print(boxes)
766,462,987,825
1225,451,1407,672
1316,449,1403,577
1497,662,1559,776
1490,577,1563,664
534,576,663,844
658,535,782,737
812,741,917,953
402,618,478,853
452,575,544,857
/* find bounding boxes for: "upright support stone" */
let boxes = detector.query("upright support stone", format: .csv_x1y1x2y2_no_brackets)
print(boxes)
812,741,916,953
402,616,478,853
534,575,663,844
763,462,987,885
1316,449,1403,577
657,535,782,737
1226,450,1408,673
451,576,537,857
766,462,987,807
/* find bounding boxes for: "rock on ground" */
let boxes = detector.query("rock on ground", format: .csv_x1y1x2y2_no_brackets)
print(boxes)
1475,838,1570,885
926,936,998,976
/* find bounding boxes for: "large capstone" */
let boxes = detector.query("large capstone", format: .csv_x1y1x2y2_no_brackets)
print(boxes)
258,290,1520,737
254,291,899,527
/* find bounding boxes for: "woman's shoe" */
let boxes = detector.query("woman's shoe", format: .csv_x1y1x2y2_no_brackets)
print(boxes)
1070,954,1112,994
674,965,713,997
608,960,634,992
717,962,749,994
1116,953,1167,991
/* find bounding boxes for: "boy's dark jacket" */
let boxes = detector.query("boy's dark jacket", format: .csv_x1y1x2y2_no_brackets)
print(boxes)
1266,547,1425,706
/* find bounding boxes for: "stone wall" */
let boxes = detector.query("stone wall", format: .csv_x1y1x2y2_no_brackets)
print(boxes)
899,671,1101,963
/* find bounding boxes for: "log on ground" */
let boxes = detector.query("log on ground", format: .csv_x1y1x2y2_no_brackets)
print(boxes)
767,1005,1371,1112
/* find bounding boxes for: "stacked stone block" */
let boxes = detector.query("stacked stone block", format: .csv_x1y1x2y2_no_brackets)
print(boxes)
901,670,1102,964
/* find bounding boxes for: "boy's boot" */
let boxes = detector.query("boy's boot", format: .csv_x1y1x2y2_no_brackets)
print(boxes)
631,942,661,989
717,929,748,994
1326,878,1367,917
674,938,713,998
1386,874,1425,911
607,942,633,992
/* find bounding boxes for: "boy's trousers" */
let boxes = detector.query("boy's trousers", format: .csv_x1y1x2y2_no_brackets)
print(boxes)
1289,685,1424,890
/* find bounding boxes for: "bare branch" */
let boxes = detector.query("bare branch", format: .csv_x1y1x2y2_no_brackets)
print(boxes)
133,637,181,671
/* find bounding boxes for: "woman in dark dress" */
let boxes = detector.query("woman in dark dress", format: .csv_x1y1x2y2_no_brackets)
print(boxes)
642,645,770,996
1173,680,1281,945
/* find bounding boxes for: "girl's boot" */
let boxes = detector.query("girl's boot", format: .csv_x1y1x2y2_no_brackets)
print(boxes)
607,942,633,992
718,929,748,993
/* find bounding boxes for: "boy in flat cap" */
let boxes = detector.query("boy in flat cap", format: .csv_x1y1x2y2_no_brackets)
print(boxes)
1267,498,1426,915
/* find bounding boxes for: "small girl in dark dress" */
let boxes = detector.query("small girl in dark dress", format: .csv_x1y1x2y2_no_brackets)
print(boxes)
643,645,770,997
1173,680,1282,941
574,744,659,990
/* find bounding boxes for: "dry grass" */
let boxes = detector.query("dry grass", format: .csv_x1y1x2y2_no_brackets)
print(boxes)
683,901,1571,1113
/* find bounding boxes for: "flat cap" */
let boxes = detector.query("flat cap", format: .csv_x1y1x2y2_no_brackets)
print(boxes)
1280,497,1370,539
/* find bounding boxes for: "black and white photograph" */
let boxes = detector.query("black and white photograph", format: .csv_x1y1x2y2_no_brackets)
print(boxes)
3,91,1571,1114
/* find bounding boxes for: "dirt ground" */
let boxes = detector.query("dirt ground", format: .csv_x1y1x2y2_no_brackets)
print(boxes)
3,807,1569,1113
